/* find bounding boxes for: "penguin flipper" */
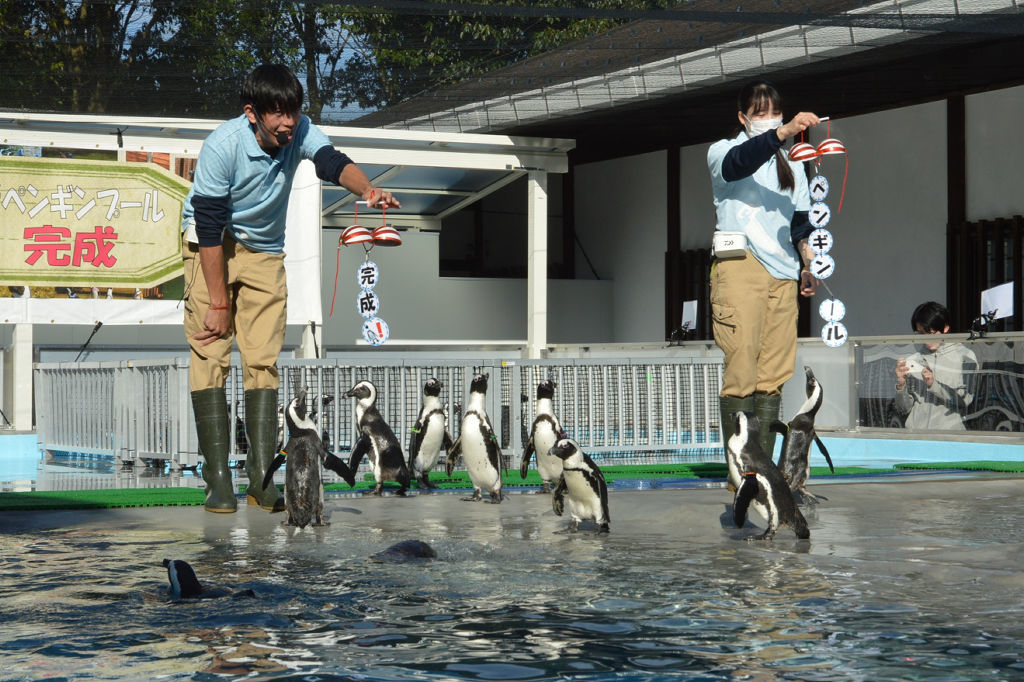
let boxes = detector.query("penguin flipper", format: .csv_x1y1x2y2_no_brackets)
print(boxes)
552,476,567,516
814,434,835,473
733,474,759,528
261,453,287,491
348,436,371,487
445,435,463,476
408,419,425,468
519,437,535,479
323,451,356,487
582,454,610,523
769,420,788,436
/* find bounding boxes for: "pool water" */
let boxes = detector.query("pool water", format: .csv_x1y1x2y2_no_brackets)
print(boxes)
2,479,1024,680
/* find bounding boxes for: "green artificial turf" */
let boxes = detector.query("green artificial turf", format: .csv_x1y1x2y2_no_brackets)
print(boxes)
895,460,1024,473
1,461,1018,511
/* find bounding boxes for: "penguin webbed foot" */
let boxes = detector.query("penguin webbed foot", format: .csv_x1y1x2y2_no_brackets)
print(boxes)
460,489,483,502
598,522,610,533
538,481,552,494
485,491,503,504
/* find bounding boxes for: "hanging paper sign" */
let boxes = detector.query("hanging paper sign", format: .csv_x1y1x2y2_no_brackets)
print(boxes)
819,297,846,322
809,175,829,202
357,260,379,290
809,202,831,228
808,228,834,255
821,321,848,348
808,254,835,279
356,289,380,318
361,317,390,346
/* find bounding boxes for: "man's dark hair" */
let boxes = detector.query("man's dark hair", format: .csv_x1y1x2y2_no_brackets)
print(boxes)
911,301,951,333
242,64,303,116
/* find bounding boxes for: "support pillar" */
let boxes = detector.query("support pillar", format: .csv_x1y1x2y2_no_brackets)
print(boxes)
526,171,549,359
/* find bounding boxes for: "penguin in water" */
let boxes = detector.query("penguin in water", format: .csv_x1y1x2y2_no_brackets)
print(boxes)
519,379,566,493
261,388,355,528
162,559,254,599
371,539,438,563
446,373,503,503
407,377,454,490
345,380,410,496
771,366,835,504
549,438,609,532
727,411,810,541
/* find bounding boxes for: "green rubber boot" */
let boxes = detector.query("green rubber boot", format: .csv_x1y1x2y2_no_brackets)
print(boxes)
753,392,783,459
719,395,754,459
244,388,285,512
191,388,238,513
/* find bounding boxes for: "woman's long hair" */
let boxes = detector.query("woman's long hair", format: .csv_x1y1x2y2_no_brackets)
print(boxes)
736,81,795,192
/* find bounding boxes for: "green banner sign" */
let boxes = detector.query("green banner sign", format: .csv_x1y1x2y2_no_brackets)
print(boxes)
0,157,188,288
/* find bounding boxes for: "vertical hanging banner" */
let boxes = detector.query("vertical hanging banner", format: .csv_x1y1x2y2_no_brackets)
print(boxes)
0,156,188,289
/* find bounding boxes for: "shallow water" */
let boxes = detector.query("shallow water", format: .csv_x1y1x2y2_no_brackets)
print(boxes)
2,479,1024,680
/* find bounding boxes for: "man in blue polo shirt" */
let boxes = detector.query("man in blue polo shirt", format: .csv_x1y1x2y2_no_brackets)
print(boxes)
182,64,400,513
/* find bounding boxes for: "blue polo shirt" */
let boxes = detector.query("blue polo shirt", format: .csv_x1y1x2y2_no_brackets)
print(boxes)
181,114,336,253
707,131,810,280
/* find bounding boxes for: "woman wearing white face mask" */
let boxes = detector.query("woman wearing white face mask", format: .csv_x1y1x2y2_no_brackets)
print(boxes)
706,81,822,459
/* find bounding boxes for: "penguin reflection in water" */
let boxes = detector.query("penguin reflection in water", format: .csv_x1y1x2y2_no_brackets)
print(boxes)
519,378,566,493
407,377,454,490
726,411,809,540
261,388,355,528
549,438,610,533
345,380,411,496
770,366,834,504
446,373,504,503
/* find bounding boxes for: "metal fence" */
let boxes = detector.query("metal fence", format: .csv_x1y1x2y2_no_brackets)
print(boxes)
34,356,726,471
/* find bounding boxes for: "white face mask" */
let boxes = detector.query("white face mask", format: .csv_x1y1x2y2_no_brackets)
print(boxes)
745,115,782,136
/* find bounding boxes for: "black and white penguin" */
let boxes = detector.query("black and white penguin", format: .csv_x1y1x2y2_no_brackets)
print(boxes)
445,373,503,503
162,559,254,599
519,379,566,493
549,437,609,532
345,380,411,496
261,388,355,528
771,366,835,503
407,378,454,490
727,411,810,540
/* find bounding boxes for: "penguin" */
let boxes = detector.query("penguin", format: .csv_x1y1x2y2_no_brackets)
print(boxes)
407,377,454,490
162,559,254,599
771,366,835,504
549,437,609,533
727,411,810,540
372,539,438,562
519,379,566,493
261,388,355,528
445,373,503,503
344,380,411,496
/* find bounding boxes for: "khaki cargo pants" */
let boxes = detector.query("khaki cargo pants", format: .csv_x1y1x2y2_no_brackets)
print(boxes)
710,254,798,398
182,233,287,391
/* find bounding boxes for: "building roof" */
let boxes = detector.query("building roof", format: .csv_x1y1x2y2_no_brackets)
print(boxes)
353,0,1024,162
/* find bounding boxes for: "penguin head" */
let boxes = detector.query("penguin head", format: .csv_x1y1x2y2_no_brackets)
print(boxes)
469,373,489,394
730,410,761,443
345,380,377,405
423,377,442,397
803,366,820,397
548,437,581,461
285,388,317,434
163,558,202,598
536,379,556,400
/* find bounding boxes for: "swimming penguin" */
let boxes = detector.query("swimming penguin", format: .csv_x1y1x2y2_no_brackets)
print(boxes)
445,373,503,503
162,559,254,599
407,378,454,490
371,539,438,562
727,411,810,540
519,379,566,493
261,388,355,528
549,438,609,532
771,366,835,504
345,380,411,496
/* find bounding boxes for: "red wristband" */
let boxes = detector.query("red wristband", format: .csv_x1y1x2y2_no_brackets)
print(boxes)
209,305,229,311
